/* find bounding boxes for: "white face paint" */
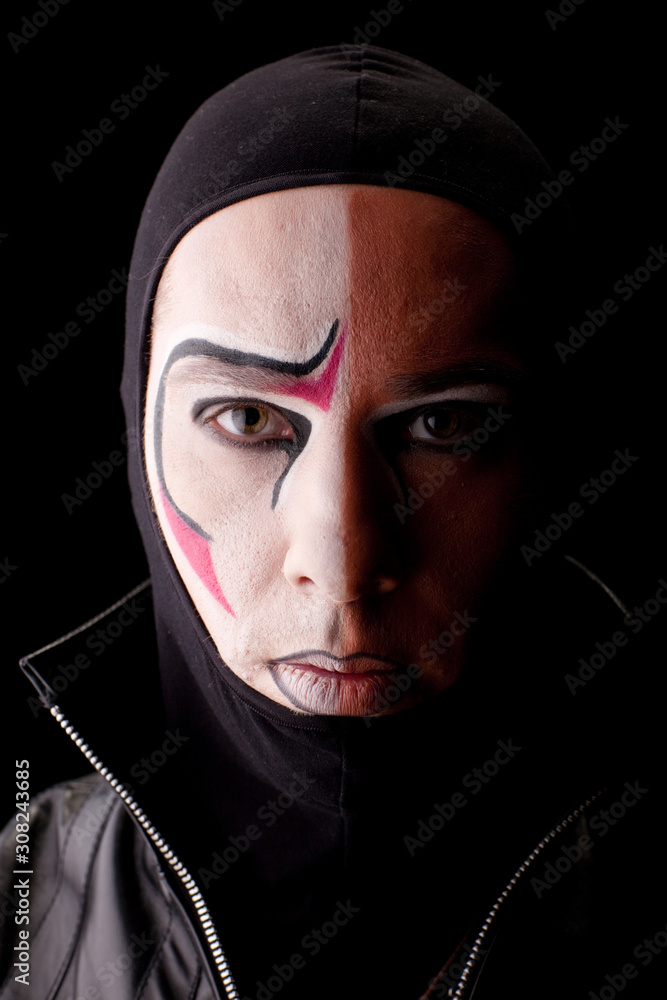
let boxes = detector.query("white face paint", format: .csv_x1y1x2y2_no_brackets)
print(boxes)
145,184,529,716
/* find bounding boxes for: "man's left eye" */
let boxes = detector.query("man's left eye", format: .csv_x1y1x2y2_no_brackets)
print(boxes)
211,404,293,441
403,406,476,444
406,408,461,441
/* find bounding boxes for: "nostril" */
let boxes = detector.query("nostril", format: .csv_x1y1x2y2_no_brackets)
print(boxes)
291,574,317,594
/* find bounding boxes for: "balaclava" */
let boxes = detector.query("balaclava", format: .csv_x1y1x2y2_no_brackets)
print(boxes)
121,44,584,999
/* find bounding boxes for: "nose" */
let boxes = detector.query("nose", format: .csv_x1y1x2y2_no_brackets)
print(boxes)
281,426,403,603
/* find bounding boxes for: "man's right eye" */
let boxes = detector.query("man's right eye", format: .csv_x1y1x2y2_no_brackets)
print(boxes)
207,404,294,443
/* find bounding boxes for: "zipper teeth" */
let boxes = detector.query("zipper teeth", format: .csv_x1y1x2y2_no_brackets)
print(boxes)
449,791,602,1000
50,705,239,1000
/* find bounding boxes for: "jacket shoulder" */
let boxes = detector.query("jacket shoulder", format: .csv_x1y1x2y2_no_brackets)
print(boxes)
0,774,219,999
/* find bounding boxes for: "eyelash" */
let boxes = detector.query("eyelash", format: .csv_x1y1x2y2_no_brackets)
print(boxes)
202,400,292,450
200,399,508,451
397,402,503,452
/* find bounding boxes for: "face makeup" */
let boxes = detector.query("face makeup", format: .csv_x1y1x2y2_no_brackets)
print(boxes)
145,185,528,716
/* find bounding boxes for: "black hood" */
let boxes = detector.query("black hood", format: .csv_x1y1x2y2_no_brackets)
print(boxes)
119,39,577,769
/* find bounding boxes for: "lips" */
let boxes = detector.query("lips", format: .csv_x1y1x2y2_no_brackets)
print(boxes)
267,650,401,676
265,649,418,715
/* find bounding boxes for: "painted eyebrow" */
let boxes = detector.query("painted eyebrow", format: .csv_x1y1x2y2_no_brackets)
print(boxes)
383,362,526,398
161,320,339,387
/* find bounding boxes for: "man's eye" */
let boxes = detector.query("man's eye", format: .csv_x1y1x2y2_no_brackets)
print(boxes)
404,407,466,443
210,404,293,441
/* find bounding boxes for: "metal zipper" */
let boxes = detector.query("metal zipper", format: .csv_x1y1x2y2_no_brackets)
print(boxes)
49,704,240,1000
449,791,602,999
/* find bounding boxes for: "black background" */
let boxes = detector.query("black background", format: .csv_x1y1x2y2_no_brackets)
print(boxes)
2,0,664,809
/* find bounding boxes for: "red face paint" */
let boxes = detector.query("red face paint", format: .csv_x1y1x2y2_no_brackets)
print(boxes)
158,485,235,616
277,323,347,411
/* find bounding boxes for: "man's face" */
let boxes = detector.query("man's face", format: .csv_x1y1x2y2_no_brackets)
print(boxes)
145,185,528,716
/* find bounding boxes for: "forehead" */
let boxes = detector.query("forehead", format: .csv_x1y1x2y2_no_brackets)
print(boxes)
150,185,520,370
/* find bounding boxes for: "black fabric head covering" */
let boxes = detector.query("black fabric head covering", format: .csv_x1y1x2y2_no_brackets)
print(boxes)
121,42,571,702
120,45,579,996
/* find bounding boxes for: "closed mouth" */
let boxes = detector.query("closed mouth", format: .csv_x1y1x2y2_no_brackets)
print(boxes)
266,649,404,676
265,649,418,716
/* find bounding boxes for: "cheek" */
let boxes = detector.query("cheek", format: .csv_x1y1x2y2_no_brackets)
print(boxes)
398,450,527,597
161,399,287,527
158,409,290,604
